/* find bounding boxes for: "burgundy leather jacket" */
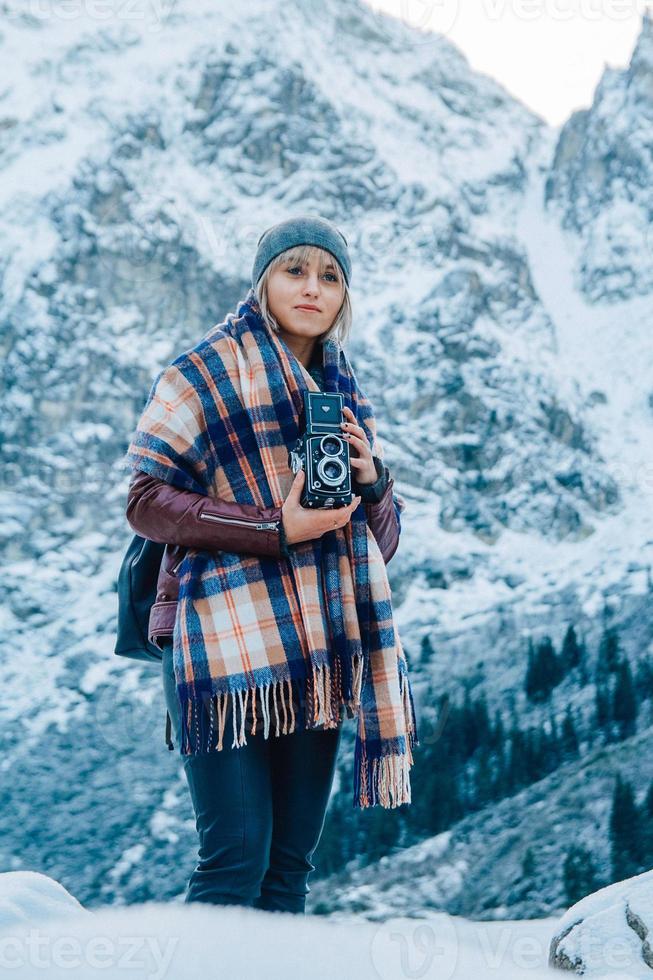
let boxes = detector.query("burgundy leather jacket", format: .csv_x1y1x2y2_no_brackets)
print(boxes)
126,468,406,650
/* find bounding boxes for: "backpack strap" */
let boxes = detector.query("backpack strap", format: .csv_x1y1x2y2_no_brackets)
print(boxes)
165,710,174,751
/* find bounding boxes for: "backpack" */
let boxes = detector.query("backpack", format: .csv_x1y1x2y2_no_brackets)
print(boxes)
114,533,166,664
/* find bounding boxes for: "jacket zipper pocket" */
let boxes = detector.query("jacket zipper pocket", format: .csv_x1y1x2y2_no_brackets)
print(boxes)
199,512,279,531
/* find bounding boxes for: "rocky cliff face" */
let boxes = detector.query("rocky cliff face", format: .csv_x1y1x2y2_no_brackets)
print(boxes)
545,12,653,301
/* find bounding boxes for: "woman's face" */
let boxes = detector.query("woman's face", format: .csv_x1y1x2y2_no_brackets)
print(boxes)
265,249,345,344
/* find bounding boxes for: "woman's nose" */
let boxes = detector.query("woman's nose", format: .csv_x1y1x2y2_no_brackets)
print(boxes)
302,275,320,293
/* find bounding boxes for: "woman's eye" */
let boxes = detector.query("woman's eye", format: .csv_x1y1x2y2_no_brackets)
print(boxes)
287,266,338,282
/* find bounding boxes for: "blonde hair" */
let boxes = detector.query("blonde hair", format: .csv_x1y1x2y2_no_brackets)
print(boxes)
254,244,352,347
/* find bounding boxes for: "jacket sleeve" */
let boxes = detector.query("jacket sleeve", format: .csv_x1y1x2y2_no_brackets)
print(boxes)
126,469,286,560
126,467,405,565
349,411,404,562
363,469,405,564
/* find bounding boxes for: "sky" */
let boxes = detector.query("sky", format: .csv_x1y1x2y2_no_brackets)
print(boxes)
363,0,650,126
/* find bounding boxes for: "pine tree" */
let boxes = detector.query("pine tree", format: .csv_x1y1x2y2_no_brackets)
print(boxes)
543,634,564,686
563,845,601,905
524,725,553,783
492,710,507,796
577,631,589,686
474,743,494,809
403,695,463,838
561,624,581,671
462,687,479,758
364,804,402,863
474,691,491,746
543,711,562,773
420,633,435,664
561,705,579,759
635,656,653,703
525,639,539,700
645,781,653,818
594,678,611,732
612,659,638,740
525,635,562,702
597,626,621,678
610,773,644,880
522,846,536,880
507,725,529,793
641,781,653,869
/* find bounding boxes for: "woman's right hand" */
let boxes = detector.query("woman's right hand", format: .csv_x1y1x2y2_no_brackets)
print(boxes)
281,469,361,546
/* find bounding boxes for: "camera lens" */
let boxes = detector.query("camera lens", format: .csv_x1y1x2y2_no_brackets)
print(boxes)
320,435,342,456
317,454,347,486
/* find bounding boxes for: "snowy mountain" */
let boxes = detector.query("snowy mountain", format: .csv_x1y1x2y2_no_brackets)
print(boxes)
1,0,653,918
545,13,653,302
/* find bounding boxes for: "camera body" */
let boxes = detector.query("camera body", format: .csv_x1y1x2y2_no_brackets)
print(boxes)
287,390,354,508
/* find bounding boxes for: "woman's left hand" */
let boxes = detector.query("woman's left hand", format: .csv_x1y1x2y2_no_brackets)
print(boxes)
340,405,377,485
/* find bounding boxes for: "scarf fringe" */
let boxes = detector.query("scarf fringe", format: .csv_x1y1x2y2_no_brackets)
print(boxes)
354,740,415,809
177,651,418,811
179,653,365,754
401,661,420,747
353,667,419,809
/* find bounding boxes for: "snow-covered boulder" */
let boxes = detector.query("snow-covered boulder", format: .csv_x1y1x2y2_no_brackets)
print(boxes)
549,870,653,975
0,872,90,929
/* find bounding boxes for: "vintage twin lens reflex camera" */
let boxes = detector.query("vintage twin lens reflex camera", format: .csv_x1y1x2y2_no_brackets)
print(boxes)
287,390,354,508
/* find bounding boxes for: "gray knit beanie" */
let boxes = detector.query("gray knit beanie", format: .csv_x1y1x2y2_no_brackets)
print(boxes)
251,214,351,289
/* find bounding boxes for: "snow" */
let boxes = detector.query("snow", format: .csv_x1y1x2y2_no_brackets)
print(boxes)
552,869,653,978
0,868,653,980
394,113,653,643
0,871,563,979
0,872,88,931
515,136,653,600
2,870,652,979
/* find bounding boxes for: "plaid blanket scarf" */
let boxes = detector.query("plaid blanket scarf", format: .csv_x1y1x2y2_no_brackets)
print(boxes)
124,288,418,808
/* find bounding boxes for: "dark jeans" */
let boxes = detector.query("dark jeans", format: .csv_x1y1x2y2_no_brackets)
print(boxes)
161,640,342,914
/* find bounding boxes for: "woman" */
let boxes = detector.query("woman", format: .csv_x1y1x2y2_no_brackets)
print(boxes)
124,215,419,914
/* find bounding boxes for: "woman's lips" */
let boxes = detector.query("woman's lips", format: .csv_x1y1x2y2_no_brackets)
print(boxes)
295,305,320,312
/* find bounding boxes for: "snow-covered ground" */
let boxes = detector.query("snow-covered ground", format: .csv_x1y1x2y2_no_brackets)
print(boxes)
0,871,562,980
6,868,653,978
